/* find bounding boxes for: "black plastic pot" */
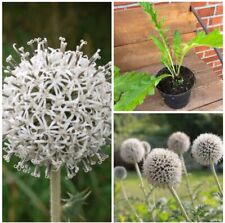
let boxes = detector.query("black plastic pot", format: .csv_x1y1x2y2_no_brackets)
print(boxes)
156,66,196,109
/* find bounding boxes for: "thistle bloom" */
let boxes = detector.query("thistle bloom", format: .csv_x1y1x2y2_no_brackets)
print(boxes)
167,132,190,155
3,37,111,179
120,138,145,164
114,166,127,180
192,133,223,166
143,148,182,187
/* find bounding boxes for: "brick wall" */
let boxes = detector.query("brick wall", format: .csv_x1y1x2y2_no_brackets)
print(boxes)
114,2,223,78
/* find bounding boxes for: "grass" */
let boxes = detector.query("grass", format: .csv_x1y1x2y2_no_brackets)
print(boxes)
120,169,223,204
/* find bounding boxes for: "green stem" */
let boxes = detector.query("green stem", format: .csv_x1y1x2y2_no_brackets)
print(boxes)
210,162,223,196
50,169,61,222
120,181,143,222
180,155,195,207
168,185,191,222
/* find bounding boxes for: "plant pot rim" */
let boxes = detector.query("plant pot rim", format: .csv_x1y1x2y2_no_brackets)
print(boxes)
156,66,196,96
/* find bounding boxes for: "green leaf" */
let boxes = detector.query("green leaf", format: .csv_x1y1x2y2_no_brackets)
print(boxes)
114,67,170,111
183,29,223,55
173,30,182,64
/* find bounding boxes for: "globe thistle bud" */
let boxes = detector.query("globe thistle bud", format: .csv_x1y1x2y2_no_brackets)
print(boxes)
142,141,151,155
114,166,127,180
191,133,223,166
167,132,190,155
3,38,111,179
120,138,145,164
143,148,182,187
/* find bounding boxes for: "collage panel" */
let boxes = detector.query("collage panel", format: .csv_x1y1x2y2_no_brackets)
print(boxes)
114,113,223,222
2,2,111,222
114,1,223,112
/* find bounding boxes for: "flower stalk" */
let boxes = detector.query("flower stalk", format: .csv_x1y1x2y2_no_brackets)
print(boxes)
210,162,223,196
50,169,61,222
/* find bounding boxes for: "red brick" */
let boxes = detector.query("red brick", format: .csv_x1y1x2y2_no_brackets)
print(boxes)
213,65,223,71
208,25,223,32
214,60,222,66
209,16,223,26
191,2,207,7
196,18,208,28
114,2,135,6
196,7,215,17
195,46,209,52
207,62,214,67
203,55,219,63
208,2,223,5
216,5,223,15
204,50,217,57
196,52,204,58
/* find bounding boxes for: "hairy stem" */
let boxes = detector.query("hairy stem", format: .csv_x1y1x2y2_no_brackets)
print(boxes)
168,185,191,222
50,169,61,222
210,162,223,196
121,181,143,222
180,155,195,207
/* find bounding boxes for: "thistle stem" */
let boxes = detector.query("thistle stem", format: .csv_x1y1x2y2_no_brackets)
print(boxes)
50,169,61,222
120,181,143,222
180,155,195,207
210,162,223,196
168,185,191,222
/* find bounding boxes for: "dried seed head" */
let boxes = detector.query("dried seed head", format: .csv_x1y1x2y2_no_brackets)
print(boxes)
114,166,127,180
142,141,151,155
191,133,223,166
120,138,145,164
3,38,111,179
143,148,182,187
167,132,190,155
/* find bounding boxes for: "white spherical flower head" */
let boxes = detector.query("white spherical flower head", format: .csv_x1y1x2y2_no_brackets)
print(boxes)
167,132,190,155
3,37,111,179
143,148,182,187
120,138,145,164
142,141,151,155
114,166,127,180
192,133,223,166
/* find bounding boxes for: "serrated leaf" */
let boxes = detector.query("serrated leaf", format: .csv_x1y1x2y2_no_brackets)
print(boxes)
173,30,182,64
114,67,170,111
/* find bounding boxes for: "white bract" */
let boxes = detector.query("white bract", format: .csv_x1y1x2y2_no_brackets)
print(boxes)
192,133,223,166
143,148,182,187
3,37,111,179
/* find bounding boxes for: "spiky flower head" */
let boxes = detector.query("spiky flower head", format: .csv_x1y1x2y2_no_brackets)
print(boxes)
191,133,223,166
3,37,111,179
142,141,151,155
120,138,145,164
114,166,127,180
143,148,182,187
167,132,190,155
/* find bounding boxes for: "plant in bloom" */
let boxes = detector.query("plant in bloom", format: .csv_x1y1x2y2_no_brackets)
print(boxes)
3,37,111,179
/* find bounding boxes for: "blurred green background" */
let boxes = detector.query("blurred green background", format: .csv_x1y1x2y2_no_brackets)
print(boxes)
3,2,111,222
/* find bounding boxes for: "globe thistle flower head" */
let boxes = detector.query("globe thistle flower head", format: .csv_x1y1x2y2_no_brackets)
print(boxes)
3,37,111,179
191,133,223,166
114,166,127,180
142,141,151,155
143,148,182,187
120,138,145,164
167,132,190,155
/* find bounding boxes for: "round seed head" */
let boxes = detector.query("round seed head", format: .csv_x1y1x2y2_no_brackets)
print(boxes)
114,166,127,180
167,131,190,155
192,133,223,166
120,138,145,164
143,148,182,187
3,38,111,179
142,141,151,155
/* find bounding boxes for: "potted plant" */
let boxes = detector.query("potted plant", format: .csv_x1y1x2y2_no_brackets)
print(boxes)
140,2,223,109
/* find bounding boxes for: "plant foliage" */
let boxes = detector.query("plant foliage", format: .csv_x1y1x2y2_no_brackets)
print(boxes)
114,66,170,111
140,2,223,78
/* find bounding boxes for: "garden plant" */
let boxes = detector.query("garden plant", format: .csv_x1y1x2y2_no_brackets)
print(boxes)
114,2,223,111
115,133,223,222
3,37,111,222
